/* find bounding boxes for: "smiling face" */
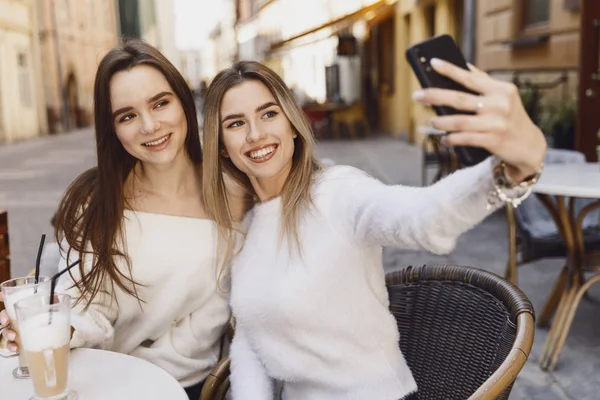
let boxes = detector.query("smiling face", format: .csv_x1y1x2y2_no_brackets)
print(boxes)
219,80,297,198
109,65,188,167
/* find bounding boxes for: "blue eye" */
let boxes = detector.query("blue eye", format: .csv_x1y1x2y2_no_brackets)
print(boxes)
227,120,245,128
263,111,278,119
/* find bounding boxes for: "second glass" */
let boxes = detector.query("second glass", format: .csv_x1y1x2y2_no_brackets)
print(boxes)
1,276,51,379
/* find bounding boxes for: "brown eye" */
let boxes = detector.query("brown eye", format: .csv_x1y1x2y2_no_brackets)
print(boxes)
119,113,135,123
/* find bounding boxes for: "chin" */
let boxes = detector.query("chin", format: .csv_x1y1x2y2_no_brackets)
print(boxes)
253,167,285,180
146,151,180,166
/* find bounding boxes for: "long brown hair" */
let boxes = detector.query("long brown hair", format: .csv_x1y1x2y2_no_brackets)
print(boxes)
203,61,321,264
54,39,201,308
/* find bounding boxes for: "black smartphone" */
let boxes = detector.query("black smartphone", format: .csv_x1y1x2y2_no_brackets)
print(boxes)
406,34,490,166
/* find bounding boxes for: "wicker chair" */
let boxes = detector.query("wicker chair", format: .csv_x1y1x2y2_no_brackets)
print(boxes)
200,357,231,400
387,264,535,400
199,264,535,400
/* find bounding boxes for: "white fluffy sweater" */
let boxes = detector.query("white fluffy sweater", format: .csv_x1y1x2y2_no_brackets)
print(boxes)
230,158,504,400
56,211,230,387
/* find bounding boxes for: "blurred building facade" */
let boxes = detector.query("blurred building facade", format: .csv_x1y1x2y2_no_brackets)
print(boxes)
475,1,595,160
232,0,466,143
118,0,181,73
39,0,119,134
0,0,47,143
200,0,237,81
200,0,590,151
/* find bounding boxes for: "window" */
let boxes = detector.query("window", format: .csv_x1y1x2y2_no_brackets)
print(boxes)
119,0,141,38
17,53,32,108
378,17,395,94
523,0,550,28
453,0,464,53
425,5,436,38
325,64,340,102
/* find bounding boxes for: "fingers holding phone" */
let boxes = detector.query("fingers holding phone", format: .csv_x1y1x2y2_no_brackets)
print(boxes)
406,34,491,166
412,57,546,181
406,34,546,179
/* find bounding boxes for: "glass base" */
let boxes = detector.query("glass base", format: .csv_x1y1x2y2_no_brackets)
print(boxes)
30,390,78,400
12,366,30,379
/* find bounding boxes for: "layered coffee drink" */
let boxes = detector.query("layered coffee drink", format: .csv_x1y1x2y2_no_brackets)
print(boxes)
15,293,77,399
1,276,51,378
20,313,70,398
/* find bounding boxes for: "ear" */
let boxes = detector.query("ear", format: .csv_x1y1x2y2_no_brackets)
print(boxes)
220,148,230,158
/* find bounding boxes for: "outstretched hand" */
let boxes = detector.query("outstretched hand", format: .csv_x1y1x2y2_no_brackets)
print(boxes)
412,58,547,182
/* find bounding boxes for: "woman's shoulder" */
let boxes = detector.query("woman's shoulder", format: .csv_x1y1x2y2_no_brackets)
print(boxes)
310,165,375,206
316,165,372,187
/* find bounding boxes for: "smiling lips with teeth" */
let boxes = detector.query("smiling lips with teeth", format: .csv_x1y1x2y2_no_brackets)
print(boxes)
143,133,171,147
247,144,277,160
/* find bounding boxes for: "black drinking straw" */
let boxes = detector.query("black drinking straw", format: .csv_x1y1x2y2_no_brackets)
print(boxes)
34,234,46,284
47,259,81,325
48,259,81,307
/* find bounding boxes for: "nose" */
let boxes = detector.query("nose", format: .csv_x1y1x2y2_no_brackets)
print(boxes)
140,113,160,135
245,121,266,143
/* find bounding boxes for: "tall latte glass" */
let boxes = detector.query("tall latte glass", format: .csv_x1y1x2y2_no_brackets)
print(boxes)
15,293,78,400
1,276,51,378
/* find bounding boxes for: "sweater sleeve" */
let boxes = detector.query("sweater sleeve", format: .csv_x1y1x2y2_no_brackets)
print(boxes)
129,291,231,382
54,245,118,350
230,325,274,400
327,157,504,254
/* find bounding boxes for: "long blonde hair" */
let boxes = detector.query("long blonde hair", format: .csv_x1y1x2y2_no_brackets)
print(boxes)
203,61,321,266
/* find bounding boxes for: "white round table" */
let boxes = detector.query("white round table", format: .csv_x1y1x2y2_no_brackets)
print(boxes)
534,163,600,198
531,162,600,371
0,348,188,400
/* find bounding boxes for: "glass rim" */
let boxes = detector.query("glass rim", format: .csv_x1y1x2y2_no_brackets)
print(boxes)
14,292,71,313
0,276,51,291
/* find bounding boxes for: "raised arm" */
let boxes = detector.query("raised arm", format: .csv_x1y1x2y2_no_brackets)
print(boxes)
328,160,498,254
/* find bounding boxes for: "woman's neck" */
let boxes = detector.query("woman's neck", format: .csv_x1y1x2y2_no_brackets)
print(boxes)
249,161,292,202
134,154,200,198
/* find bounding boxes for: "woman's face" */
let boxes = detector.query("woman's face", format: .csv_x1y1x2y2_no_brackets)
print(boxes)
219,80,296,196
110,65,188,167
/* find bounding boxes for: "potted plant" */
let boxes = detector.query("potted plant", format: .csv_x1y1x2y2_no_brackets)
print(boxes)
520,84,541,125
539,98,577,150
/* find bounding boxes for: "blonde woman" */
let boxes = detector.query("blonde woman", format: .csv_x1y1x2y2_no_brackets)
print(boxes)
201,60,546,400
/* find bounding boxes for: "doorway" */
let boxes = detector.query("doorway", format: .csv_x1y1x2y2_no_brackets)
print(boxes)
576,0,600,161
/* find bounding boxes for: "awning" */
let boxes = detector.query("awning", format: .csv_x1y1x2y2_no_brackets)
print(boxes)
268,0,396,54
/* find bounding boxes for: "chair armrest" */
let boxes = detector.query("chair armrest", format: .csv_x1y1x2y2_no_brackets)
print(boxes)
199,356,231,400
468,312,535,399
